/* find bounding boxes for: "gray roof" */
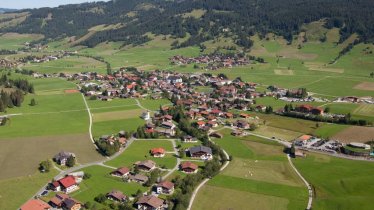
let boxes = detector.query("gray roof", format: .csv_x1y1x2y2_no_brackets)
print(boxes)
189,146,212,155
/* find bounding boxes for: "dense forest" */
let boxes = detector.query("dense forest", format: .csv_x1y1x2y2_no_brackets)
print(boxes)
2,0,374,48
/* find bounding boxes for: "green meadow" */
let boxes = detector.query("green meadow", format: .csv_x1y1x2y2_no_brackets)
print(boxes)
192,129,308,210
293,153,374,210
106,140,176,169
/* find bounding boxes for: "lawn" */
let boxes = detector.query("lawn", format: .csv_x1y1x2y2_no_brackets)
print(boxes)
293,153,374,210
70,165,147,204
0,169,58,210
137,98,171,111
105,140,177,169
87,98,137,109
92,117,145,137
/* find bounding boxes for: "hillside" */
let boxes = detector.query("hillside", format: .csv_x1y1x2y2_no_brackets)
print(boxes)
0,8,17,14
1,0,374,48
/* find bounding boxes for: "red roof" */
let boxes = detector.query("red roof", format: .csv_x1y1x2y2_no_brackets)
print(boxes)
21,199,51,210
113,167,130,175
151,148,165,155
180,161,198,170
197,121,206,125
158,181,174,190
58,176,76,188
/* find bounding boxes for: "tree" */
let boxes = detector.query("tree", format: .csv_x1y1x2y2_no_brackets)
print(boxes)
324,107,330,113
39,160,51,172
94,193,106,203
30,98,37,106
249,123,257,131
66,155,75,167
290,145,296,158
179,149,185,158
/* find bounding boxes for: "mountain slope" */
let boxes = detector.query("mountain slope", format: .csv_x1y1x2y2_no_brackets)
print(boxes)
1,0,374,48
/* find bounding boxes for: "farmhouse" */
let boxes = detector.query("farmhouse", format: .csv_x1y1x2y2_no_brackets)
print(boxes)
136,195,165,210
189,146,213,160
155,181,175,194
21,199,51,210
110,167,130,177
151,148,166,157
180,161,198,173
135,160,156,171
53,151,76,166
106,190,127,202
51,176,79,194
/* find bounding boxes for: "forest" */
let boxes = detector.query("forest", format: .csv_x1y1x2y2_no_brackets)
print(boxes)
1,0,374,48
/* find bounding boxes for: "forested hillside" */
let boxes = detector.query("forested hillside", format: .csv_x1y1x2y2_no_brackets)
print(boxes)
2,0,374,48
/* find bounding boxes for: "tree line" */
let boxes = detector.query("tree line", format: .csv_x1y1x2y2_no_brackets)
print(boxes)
2,0,374,49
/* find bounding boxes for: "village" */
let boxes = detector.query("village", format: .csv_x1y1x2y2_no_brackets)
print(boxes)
18,66,374,210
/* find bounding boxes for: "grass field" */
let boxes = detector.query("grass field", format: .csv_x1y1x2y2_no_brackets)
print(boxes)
0,169,58,210
331,126,374,143
192,129,308,209
293,153,374,210
137,98,171,111
24,56,107,74
0,33,43,50
92,117,145,137
106,140,177,169
92,109,144,122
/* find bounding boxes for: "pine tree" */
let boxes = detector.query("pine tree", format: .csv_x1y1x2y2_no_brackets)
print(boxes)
66,155,75,167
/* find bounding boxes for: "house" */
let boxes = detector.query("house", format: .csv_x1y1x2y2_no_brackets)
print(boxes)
236,120,250,129
128,174,149,183
189,146,213,160
155,127,175,137
161,121,176,129
136,195,165,210
209,132,223,139
207,121,218,128
62,198,81,210
151,148,166,157
52,176,79,194
110,167,130,178
135,160,156,171
294,135,313,146
49,194,82,210
21,199,51,210
196,121,206,128
182,135,198,143
231,130,243,136
53,151,75,166
180,161,198,173
167,75,183,84
142,111,151,120
107,190,127,202
156,181,175,194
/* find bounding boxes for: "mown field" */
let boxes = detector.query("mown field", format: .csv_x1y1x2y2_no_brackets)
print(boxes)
293,153,374,210
24,56,107,74
192,129,308,210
